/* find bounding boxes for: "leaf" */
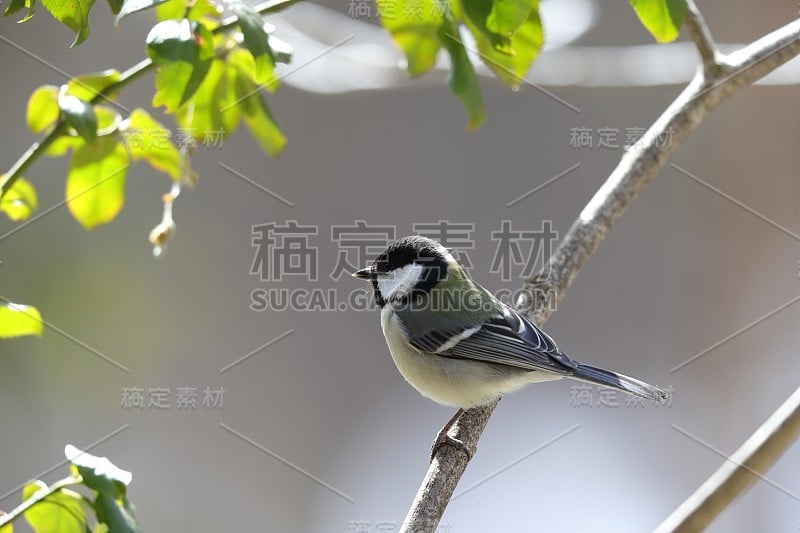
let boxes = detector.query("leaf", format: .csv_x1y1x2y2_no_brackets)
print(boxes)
4,0,35,23
0,177,37,221
376,0,445,77
41,0,96,46
487,0,534,37
46,135,85,157
629,0,687,43
94,494,139,533
464,0,543,88
231,1,275,84
149,20,213,111
155,0,220,22
125,109,181,180
27,85,59,134
58,92,97,142
22,481,86,533
146,19,199,63
0,302,43,338
66,70,120,103
236,72,286,156
65,445,133,493
115,0,168,23
438,23,485,130
462,0,512,53
66,136,129,229
0,517,12,532
106,0,123,14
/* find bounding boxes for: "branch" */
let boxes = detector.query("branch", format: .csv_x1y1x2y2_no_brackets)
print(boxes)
401,16,800,533
654,385,800,532
0,0,304,199
0,475,81,527
684,0,721,75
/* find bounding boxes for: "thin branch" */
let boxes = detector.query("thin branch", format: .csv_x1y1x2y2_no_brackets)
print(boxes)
0,475,82,527
655,385,800,532
684,0,722,75
401,16,800,533
0,0,304,199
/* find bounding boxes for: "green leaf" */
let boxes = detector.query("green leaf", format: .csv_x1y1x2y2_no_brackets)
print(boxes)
464,0,543,88
155,0,220,22
66,136,129,229
149,20,213,111
0,302,43,338
0,517,12,532
146,19,199,63
58,91,97,142
65,445,133,494
629,0,687,43
376,0,445,77
487,0,534,37
66,70,120,103
236,71,286,156
462,0,512,53
231,1,276,84
0,176,37,221
438,23,485,130
173,55,245,147
41,0,96,46
27,85,59,134
94,494,139,533
115,0,168,23
4,0,35,23
125,109,181,180
46,135,85,157
22,481,86,533
106,0,123,14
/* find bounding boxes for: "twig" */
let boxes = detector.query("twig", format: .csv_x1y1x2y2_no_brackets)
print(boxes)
0,475,82,527
684,0,722,75
0,0,304,199
655,385,800,532
400,16,800,533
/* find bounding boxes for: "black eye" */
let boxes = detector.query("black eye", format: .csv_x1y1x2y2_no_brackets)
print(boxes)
374,258,390,273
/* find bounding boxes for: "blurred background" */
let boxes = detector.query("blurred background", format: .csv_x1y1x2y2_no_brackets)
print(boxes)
1,1,799,531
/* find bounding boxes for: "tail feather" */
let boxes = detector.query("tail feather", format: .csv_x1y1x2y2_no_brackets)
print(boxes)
571,362,667,403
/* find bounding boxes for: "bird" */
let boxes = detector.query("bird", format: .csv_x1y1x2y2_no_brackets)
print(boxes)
353,235,666,459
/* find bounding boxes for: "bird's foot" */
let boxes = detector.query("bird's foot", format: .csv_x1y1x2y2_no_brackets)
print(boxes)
430,409,473,462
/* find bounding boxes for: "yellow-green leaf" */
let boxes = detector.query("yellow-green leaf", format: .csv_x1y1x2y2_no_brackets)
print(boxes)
41,0,96,46
237,76,286,156
66,136,129,229
125,109,181,180
231,1,276,84
156,0,220,22
22,481,86,533
66,70,121,103
0,176,37,221
4,0,34,22
27,85,59,134
629,0,687,43
438,22,485,130
377,0,446,77
46,135,85,157
0,302,43,338
465,0,543,88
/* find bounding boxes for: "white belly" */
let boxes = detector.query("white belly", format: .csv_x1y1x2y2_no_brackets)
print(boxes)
380,308,562,408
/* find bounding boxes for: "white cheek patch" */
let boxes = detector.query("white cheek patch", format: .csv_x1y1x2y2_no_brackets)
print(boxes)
377,263,424,302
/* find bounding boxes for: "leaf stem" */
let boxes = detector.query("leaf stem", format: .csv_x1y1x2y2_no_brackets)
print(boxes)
0,475,82,527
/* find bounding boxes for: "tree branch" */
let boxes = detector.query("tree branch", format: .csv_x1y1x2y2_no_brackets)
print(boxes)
684,0,722,75
0,0,304,199
0,475,82,527
654,385,800,532
401,16,800,533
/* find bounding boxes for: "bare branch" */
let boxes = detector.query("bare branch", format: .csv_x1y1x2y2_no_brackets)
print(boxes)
684,0,722,74
655,385,800,532
401,16,800,533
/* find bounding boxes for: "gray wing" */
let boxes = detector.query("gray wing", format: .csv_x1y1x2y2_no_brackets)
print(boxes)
400,304,578,375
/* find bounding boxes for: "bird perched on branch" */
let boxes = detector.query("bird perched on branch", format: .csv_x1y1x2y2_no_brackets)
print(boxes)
354,235,666,459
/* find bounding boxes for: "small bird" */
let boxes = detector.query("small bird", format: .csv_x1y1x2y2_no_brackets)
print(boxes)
354,236,666,458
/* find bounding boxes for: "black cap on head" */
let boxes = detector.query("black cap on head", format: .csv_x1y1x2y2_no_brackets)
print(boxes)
370,236,449,306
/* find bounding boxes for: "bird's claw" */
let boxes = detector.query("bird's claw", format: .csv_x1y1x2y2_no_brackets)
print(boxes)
430,429,473,463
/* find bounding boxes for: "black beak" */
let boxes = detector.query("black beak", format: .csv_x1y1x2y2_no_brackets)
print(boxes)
352,267,376,280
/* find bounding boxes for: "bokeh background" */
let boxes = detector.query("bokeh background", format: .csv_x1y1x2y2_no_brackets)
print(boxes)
1,1,799,531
